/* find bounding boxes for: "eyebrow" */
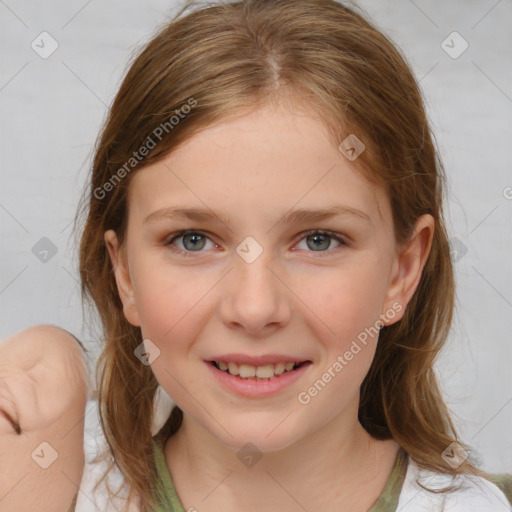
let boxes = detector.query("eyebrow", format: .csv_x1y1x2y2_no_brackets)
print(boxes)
143,205,371,227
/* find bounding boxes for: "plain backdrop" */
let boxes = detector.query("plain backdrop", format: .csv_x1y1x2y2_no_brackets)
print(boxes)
0,0,511,473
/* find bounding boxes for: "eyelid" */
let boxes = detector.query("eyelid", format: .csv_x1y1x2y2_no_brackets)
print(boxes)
297,229,348,244
165,229,348,256
292,229,348,256
164,229,219,257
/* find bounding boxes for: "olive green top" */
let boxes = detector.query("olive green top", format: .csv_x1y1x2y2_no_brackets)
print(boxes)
66,438,512,511
151,437,409,512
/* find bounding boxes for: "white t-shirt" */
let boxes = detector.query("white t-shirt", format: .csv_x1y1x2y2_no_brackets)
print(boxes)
75,396,511,512
397,456,511,511
75,390,174,512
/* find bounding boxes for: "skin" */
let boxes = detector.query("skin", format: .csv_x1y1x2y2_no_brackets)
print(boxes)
0,325,88,512
105,98,434,511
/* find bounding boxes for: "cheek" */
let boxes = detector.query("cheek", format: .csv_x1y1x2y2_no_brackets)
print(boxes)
134,275,210,409
292,267,385,416
131,262,213,394
131,253,207,338
136,285,208,349
296,257,389,350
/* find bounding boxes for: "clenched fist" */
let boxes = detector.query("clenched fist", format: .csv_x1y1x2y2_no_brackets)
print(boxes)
0,325,89,512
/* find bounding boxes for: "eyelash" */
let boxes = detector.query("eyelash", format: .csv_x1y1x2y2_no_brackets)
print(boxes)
164,229,347,257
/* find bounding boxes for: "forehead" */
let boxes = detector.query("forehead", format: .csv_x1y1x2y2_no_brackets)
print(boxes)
127,102,390,228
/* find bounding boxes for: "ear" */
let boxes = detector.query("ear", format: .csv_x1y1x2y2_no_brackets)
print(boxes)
381,214,434,326
104,230,141,327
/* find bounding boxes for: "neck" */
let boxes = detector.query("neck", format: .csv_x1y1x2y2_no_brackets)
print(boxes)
164,399,397,510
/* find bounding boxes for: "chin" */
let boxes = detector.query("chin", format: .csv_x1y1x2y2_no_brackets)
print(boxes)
214,422,303,455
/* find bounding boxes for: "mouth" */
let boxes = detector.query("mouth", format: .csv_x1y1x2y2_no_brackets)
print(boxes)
208,360,311,381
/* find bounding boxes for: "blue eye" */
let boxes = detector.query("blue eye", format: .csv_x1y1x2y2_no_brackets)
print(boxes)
166,230,216,255
165,229,346,256
296,230,346,252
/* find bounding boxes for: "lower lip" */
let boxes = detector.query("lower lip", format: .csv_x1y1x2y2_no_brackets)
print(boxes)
205,361,312,398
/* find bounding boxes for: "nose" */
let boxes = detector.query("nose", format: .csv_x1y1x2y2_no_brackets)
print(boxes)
218,249,293,337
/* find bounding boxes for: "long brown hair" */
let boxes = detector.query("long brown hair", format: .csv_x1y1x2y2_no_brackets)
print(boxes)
75,0,488,509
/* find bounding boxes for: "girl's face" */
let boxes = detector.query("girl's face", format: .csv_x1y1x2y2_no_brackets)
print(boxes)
105,100,432,452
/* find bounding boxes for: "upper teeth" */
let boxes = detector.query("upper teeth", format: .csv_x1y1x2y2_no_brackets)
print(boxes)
216,361,299,378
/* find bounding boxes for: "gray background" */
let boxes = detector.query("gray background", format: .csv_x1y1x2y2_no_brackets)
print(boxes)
1,0,511,472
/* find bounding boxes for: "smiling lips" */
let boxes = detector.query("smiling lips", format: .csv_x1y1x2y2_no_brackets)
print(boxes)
206,358,312,397
211,360,307,380
206,353,311,381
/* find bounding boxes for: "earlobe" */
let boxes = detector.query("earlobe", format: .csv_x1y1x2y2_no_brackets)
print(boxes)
104,230,141,327
382,214,435,326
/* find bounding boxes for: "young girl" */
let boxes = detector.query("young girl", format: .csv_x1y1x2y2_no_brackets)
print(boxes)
73,0,512,510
